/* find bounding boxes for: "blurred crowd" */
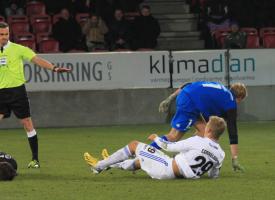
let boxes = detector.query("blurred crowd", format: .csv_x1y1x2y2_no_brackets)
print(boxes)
0,0,161,52
187,0,275,49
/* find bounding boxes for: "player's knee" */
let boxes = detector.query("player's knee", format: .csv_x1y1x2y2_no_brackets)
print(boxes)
0,114,4,120
128,140,139,154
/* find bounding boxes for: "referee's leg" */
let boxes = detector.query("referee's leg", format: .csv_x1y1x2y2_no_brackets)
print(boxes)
11,85,40,168
20,117,40,168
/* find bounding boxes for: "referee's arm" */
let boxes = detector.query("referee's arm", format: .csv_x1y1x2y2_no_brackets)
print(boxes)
31,56,71,72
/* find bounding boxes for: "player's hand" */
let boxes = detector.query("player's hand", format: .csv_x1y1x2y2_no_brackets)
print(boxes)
159,93,177,113
147,134,158,141
159,98,171,113
232,158,245,172
53,66,71,73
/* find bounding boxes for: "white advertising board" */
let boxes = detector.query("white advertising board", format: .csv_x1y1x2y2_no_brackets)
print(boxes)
24,51,169,91
24,49,275,91
172,49,274,87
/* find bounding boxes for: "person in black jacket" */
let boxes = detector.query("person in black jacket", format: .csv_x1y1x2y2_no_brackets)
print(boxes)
224,23,247,49
132,5,160,49
52,8,84,52
106,9,132,50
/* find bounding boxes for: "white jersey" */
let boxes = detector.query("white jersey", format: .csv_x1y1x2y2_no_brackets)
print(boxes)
154,136,225,178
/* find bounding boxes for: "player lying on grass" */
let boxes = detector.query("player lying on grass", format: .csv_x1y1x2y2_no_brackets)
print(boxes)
0,152,17,181
84,116,225,179
155,81,247,172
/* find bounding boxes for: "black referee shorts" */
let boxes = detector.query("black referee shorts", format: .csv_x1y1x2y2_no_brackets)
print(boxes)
0,84,31,119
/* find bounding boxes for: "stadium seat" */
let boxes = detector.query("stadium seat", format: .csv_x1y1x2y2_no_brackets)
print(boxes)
0,15,4,22
39,39,59,53
7,15,28,24
13,32,35,42
35,32,51,44
260,27,275,39
75,13,89,27
26,1,46,16
52,14,62,24
10,21,30,35
240,27,258,35
246,33,260,48
218,33,230,48
263,33,275,48
32,21,52,34
30,14,51,25
17,39,36,50
213,28,231,47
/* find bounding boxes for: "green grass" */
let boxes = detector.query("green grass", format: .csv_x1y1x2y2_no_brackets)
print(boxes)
0,122,275,200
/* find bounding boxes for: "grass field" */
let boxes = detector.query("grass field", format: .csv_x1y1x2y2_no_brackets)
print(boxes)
0,122,275,200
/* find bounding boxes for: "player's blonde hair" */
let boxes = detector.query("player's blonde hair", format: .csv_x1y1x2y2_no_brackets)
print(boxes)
230,82,247,100
208,116,226,139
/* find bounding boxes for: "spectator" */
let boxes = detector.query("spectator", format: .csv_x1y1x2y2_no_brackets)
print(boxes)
224,23,247,49
3,0,26,18
132,5,160,49
52,8,84,52
82,14,109,51
106,9,132,50
201,0,230,48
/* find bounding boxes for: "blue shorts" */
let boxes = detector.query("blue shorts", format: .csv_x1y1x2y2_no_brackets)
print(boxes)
171,92,200,132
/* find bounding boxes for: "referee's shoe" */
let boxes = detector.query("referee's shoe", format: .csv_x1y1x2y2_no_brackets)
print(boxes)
28,160,40,168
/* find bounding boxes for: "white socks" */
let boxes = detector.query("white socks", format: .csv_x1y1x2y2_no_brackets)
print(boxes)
27,129,37,138
96,145,132,170
111,159,137,171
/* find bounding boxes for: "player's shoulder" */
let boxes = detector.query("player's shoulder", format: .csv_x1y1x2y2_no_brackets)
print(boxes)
184,135,205,144
217,148,225,162
7,41,27,51
214,144,225,161
9,41,22,48
10,41,36,55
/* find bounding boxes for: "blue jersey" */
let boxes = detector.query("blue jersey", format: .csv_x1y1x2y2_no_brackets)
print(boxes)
178,81,236,120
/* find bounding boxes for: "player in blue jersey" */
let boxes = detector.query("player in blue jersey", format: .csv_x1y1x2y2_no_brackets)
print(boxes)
154,81,247,172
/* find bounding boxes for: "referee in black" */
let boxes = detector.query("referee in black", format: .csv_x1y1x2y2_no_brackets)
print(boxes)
0,22,70,168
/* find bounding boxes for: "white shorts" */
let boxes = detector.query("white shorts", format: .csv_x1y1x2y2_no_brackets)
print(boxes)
136,143,175,180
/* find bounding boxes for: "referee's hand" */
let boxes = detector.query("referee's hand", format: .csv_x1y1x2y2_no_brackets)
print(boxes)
53,66,71,73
